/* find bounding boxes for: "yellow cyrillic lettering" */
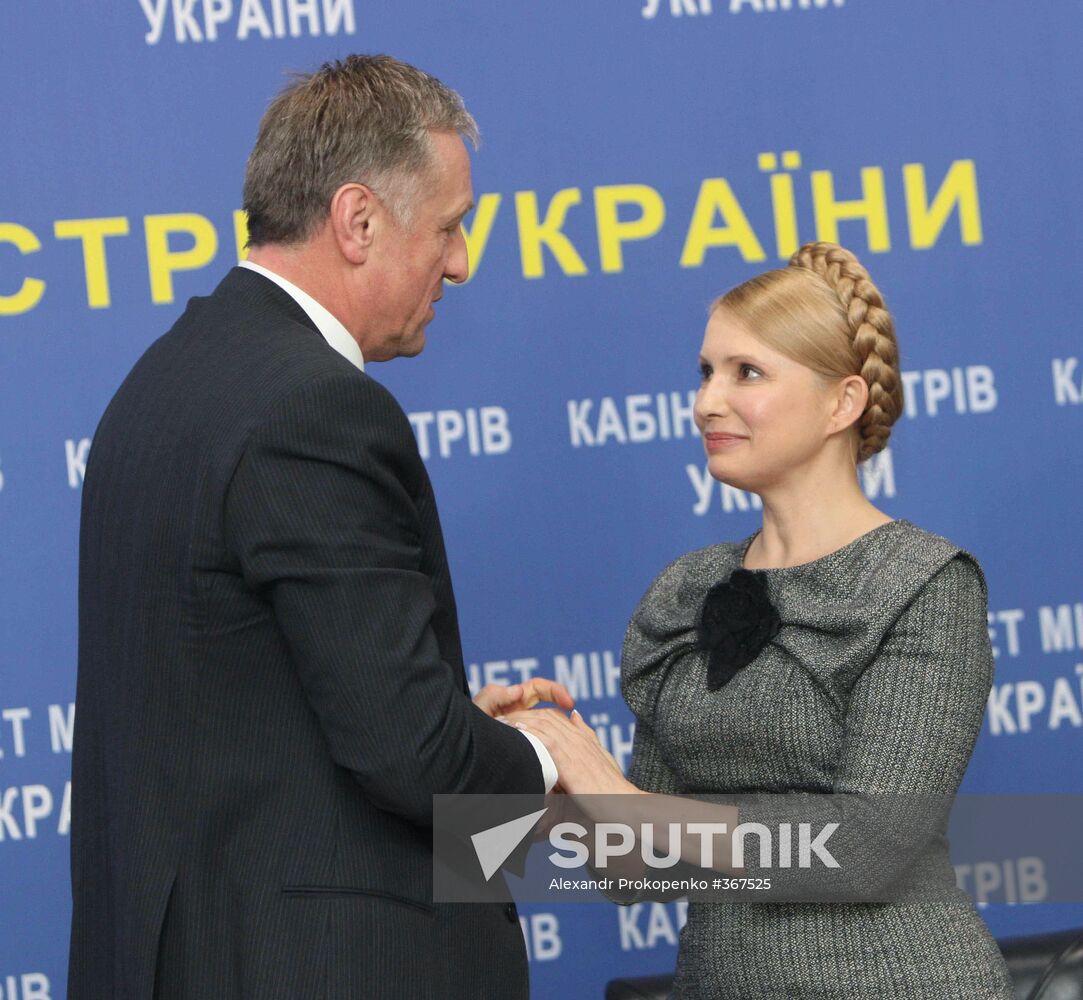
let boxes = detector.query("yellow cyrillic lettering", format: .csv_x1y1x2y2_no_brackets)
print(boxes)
0,222,45,315
904,160,982,249
144,213,219,304
811,167,890,252
53,217,130,308
594,184,666,273
514,189,589,279
680,179,766,267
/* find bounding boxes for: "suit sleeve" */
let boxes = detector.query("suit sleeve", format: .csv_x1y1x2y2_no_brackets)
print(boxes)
223,371,543,826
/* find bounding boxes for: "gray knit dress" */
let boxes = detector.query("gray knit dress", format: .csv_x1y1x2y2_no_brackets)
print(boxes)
621,519,1014,999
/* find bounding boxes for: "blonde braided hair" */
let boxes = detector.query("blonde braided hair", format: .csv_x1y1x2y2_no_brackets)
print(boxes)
714,241,904,463
788,242,903,461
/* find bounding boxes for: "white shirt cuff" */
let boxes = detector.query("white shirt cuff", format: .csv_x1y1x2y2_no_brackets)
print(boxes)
517,729,558,793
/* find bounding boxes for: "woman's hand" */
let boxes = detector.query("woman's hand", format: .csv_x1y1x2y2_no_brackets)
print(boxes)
503,708,640,797
473,678,575,718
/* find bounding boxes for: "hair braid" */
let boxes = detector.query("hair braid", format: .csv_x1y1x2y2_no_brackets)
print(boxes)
789,241,904,461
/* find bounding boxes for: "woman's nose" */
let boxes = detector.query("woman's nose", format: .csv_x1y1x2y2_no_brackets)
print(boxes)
695,377,731,421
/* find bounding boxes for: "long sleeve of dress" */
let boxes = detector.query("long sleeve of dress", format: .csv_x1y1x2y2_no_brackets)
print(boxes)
735,553,994,899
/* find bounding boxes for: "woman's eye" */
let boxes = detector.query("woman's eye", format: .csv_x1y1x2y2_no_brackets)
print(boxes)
738,363,761,380
698,364,712,382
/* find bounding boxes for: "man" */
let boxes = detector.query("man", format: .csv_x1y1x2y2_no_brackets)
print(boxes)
69,55,571,1000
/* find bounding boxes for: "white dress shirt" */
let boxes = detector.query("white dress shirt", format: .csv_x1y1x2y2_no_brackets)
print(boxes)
237,260,558,793
240,260,366,371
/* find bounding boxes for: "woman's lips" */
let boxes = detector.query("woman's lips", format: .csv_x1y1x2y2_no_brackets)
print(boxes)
704,433,748,452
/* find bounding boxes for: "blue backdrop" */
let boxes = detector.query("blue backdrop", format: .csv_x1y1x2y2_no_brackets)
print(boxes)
2,2,1081,997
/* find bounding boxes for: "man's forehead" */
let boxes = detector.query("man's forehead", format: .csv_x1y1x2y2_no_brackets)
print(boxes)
428,129,471,175
426,131,474,217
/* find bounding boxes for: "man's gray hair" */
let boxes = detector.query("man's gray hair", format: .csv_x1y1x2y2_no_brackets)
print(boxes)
243,54,478,245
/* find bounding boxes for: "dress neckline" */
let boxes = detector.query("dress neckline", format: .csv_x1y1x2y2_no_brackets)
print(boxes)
738,518,908,574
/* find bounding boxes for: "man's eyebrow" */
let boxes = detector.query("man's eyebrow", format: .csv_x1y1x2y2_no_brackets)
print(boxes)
449,200,475,223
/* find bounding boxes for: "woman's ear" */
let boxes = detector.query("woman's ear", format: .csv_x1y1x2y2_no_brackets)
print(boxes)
829,374,869,433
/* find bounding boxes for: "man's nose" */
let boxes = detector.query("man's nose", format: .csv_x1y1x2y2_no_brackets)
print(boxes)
444,226,470,284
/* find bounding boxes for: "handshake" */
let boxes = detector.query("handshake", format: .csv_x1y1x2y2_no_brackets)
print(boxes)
473,678,637,799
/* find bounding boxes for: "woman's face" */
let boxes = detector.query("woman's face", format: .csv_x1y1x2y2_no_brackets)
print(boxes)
693,307,848,493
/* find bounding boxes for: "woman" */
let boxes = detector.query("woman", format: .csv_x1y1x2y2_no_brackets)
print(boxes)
515,241,1013,998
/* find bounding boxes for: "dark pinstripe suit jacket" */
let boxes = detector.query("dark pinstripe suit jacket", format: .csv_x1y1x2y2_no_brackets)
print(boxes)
69,267,542,1000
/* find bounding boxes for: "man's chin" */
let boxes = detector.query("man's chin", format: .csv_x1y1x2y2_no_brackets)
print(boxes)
387,330,426,361
371,325,428,362
401,331,426,357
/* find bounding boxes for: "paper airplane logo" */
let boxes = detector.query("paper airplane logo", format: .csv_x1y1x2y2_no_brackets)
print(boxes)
471,808,548,881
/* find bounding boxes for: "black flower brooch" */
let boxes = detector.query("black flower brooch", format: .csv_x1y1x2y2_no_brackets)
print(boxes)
696,569,782,691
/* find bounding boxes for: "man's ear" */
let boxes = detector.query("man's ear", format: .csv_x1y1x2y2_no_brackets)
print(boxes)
329,183,376,265
829,374,869,434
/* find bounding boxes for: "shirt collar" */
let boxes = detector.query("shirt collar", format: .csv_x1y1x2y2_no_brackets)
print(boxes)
239,260,365,372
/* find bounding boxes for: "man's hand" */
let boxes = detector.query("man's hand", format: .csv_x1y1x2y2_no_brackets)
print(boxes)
503,708,637,798
473,678,575,718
